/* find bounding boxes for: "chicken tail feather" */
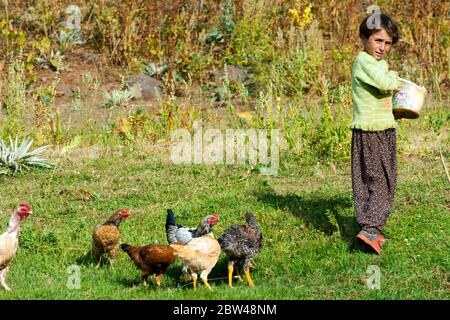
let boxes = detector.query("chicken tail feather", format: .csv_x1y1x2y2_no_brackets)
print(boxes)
166,209,178,244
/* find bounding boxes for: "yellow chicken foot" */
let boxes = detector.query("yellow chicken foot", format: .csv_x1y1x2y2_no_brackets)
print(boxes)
228,264,234,288
249,262,257,269
155,274,163,287
244,270,254,287
141,274,149,287
202,279,213,290
192,273,198,291
200,271,213,290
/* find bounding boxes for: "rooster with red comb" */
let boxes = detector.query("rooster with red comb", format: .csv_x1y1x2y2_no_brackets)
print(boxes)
0,203,32,291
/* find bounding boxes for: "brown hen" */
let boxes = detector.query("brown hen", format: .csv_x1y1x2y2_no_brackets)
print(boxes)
121,244,176,287
91,208,130,266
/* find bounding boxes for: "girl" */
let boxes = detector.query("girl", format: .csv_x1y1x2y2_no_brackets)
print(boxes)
351,13,401,254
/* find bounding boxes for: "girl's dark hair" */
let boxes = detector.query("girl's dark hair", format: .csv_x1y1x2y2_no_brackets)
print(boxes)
359,13,399,44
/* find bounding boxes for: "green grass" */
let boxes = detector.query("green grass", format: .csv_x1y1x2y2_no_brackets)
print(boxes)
0,145,448,300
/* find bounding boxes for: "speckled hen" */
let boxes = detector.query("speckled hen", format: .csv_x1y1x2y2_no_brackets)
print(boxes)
218,212,263,288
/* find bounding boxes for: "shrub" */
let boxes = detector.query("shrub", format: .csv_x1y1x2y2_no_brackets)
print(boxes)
0,135,53,175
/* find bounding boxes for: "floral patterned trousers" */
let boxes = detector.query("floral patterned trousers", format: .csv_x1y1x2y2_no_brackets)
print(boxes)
351,128,397,234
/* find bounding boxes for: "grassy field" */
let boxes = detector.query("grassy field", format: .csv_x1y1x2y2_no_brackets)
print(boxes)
0,0,448,301
0,142,448,300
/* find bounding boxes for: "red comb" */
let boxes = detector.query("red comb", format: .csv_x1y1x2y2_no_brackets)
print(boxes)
20,203,31,210
120,208,130,217
17,203,31,219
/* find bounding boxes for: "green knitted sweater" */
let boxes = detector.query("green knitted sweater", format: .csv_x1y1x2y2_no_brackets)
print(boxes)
350,51,401,131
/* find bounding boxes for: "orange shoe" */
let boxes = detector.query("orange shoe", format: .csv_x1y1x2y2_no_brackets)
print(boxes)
357,231,382,254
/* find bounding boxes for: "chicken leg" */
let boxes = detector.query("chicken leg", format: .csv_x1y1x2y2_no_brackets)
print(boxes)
0,267,11,291
141,273,149,286
244,268,254,287
155,274,163,287
191,273,198,291
200,270,212,290
191,272,213,290
227,262,244,288
227,264,235,288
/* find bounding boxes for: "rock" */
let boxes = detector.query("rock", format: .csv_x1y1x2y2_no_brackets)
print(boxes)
212,65,250,84
81,52,92,61
126,73,164,101
55,84,73,97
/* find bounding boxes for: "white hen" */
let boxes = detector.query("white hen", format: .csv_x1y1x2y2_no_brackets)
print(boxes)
0,203,32,291
170,235,221,290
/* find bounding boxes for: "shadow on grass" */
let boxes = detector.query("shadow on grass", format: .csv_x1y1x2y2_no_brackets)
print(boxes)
115,275,177,290
115,276,142,288
113,258,257,290
114,264,184,289
256,189,362,251
75,251,112,267
206,257,233,287
168,259,232,290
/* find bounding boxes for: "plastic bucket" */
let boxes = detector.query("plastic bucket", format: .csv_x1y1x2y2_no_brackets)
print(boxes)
392,78,427,119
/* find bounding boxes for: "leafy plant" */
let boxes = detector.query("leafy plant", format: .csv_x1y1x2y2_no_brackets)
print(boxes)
102,88,137,108
220,0,235,40
205,29,225,47
48,108,63,144
92,2,141,66
205,0,235,47
223,0,274,76
115,108,150,141
35,49,65,72
1,58,28,137
143,62,169,79
57,29,84,53
0,17,27,59
0,136,53,175
424,107,450,134
303,80,351,163
3,58,27,114
289,3,313,29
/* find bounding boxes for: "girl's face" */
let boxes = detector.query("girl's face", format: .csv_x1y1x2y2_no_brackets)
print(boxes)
363,29,393,60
